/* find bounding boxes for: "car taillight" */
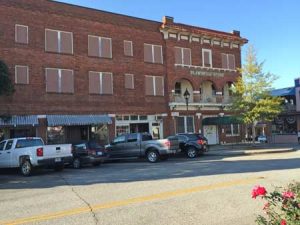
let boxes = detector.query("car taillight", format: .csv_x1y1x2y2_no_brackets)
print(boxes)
36,147,43,157
164,140,171,148
197,140,205,145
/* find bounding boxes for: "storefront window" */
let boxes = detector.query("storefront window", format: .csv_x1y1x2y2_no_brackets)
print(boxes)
47,126,65,144
272,116,297,134
91,125,109,145
116,125,130,136
225,124,240,136
176,116,194,133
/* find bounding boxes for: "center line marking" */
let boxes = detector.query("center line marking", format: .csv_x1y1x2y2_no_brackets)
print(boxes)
1,177,261,225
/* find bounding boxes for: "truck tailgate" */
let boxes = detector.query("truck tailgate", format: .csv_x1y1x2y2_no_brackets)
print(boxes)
42,144,72,159
167,137,179,151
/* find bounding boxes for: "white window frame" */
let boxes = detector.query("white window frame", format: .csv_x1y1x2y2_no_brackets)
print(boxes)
222,53,235,70
225,124,240,137
146,75,164,96
144,44,163,64
202,48,212,68
124,40,133,56
15,24,28,44
45,29,73,54
174,47,191,65
89,71,113,94
177,116,195,133
125,73,134,89
45,68,74,93
15,65,29,84
88,35,112,58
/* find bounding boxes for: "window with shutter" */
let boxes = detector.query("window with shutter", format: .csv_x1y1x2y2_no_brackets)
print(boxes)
153,45,163,64
88,36,100,57
15,65,29,84
88,72,113,95
221,53,228,69
174,47,182,64
45,29,73,54
15,25,28,44
144,44,163,64
228,54,235,70
101,38,112,58
144,44,153,63
46,68,59,93
102,72,113,94
124,40,133,56
88,36,112,58
89,71,101,94
61,70,74,93
202,49,212,67
155,76,164,96
125,74,134,89
183,48,191,65
145,76,154,95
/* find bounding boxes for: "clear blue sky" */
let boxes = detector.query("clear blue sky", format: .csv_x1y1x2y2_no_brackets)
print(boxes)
58,0,300,89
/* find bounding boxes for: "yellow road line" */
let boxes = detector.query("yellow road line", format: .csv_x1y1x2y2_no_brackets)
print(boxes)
1,177,261,225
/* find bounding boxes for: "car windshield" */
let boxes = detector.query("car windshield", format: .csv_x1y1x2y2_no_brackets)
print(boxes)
16,139,43,148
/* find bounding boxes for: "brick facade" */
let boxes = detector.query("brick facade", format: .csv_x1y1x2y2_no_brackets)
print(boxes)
0,0,247,144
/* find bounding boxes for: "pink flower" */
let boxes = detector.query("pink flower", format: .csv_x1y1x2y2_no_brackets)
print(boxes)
263,202,270,210
282,191,295,199
252,185,267,199
280,219,287,225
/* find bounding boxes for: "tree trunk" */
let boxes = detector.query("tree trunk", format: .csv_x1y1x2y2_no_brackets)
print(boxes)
252,123,256,145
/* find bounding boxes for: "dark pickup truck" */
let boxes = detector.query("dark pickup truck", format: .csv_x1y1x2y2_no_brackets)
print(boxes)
105,133,179,163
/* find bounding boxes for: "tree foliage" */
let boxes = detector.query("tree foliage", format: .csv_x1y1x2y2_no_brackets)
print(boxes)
0,60,14,96
230,46,283,140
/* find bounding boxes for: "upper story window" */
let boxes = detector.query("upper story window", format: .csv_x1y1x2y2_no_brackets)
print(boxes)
124,40,133,56
144,44,163,64
175,82,181,94
145,75,164,96
88,35,112,58
221,53,236,70
45,68,74,94
15,24,28,44
89,71,113,95
15,65,29,84
45,29,73,54
202,49,212,68
174,47,191,65
125,74,134,89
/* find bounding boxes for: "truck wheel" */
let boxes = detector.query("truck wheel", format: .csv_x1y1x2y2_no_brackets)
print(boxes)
20,160,33,176
73,158,81,169
187,147,197,158
147,150,159,163
54,164,64,172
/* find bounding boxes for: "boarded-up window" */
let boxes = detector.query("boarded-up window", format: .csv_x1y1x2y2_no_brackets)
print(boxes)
15,65,29,84
124,40,133,56
88,71,113,95
45,29,73,54
46,68,74,93
46,68,59,93
228,54,235,70
88,35,112,58
202,49,212,67
221,53,235,70
61,70,74,93
145,75,164,96
15,25,28,44
144,44,163,64
102,72,113,94
125,74,134,89
174,47,191,65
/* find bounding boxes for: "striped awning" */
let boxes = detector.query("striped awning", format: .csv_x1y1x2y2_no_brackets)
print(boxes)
47,115,112,126
0,115,39,127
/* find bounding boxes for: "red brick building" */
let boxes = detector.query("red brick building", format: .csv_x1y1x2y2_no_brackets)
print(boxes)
0,0,247,144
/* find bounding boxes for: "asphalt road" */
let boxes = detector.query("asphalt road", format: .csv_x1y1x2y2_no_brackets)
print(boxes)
0,150,299,225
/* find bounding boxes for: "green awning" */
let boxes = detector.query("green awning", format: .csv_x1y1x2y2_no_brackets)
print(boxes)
202,116,242,125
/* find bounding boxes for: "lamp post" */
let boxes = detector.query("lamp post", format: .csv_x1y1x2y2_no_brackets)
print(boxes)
183,88,190,111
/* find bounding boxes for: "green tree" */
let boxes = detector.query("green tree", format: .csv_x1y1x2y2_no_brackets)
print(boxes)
230,46,283,143
0,60,14,96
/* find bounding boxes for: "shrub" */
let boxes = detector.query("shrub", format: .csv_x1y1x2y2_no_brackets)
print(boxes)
0,60,14,96
252,182,300,225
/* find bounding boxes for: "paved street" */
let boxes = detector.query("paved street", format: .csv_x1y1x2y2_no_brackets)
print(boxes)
0,150,299,225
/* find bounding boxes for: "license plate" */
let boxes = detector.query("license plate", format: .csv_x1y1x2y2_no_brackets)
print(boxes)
55,158,61,162
97,152,103,156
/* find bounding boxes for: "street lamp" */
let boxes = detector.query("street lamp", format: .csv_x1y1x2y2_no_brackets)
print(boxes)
183,88,190,111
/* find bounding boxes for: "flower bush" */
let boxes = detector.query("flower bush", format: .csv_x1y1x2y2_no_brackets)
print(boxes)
252,182,300,225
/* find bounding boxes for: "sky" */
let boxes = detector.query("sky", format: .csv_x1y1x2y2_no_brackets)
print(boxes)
58,0,300,89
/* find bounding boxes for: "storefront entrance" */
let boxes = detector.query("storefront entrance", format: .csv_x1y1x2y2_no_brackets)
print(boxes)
130,123,149,133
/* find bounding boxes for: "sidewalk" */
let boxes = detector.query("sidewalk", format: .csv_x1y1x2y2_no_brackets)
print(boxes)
208,143,300,156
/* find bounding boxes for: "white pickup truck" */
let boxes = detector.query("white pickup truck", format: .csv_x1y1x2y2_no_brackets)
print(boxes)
0,137,73,176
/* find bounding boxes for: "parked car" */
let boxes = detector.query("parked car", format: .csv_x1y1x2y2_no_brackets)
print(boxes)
0,137,72,176
105,133,179,163
71,141,109,169
174,133,208,158
257,135,267,143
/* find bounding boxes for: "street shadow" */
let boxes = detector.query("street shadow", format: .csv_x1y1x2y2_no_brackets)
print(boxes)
0,153,299,189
